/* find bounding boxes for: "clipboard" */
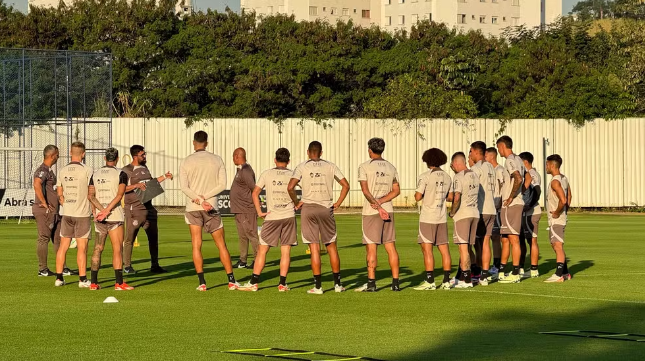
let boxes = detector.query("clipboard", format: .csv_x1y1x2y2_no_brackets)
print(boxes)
134,179,165,204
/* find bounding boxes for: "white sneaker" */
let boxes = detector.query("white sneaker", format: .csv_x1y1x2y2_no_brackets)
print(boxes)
449,277,459,287
489,266,500,275
237,282,258,292
544,274,564,283
519,268,526,278
439,282,452,290
70,239,77,249
307,287,324,295
54,279,65,287
498,272,508,281
413,281,436,291
530,270,540,278
479,277,489,286
354,283,376,292
334,284,346,293
499,273,520,284
454,282,473,289
78,279,91,288
228,282,240,291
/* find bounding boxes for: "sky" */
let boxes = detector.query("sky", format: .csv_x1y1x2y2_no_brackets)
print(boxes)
6,0,580,18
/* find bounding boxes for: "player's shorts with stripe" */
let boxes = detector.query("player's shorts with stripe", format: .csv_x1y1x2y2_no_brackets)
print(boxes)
260,217,297,247
476,214,496,239
362,214,395,245
500,205,523,236
60,216,92,239
300,203,337,244
453,217,478,245
418,222,448,245
522,213,542,238
95,221,123,235
549,224,566,244
185,210,223,234
492,211,501,236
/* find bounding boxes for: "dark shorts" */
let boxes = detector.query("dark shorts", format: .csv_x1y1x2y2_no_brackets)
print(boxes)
522,213,542,238
476,214,496,239
418,222,448,246
492,211,501,236
259,218,297,247
60,216,92,239
95,221,123,235
549,224,566,244
185,211,223,234
453,218,478,245
362,214,395,245
300,203,337,245
500,205,523,236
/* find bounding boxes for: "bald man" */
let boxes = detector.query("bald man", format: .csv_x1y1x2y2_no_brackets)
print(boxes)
231,147,259,269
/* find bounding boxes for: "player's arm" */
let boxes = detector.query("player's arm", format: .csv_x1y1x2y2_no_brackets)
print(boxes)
99,175,127,219
245,170,256,191
550,180,567,218
287,178,301,206
157,171,173,183
56,185,64,206
334,177,350,210
359,181,379,205
202,164,227,200
449,192,461,218
522,172,531,193
178,163,201,204
377,181,401,206
88,185,104,212
252,186,267,218
33,177,52,211
567,184,572,207
504,171,522,206
414,192,423,202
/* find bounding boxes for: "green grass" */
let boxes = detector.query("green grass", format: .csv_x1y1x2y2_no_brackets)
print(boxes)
1,213,644,360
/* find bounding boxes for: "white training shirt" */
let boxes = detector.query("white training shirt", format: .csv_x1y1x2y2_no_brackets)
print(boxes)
451,169,481,222
256,167,295,221
358,158,399,216
292,159,345,208
416,168,452,224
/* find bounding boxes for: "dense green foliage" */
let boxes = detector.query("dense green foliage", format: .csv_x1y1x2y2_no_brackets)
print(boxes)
1,0,644,125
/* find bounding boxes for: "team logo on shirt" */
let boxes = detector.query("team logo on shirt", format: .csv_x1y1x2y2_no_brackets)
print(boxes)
272,180,284,186
133,219,139,226
375,171,385,177
38,171,45,178
309,172,322,178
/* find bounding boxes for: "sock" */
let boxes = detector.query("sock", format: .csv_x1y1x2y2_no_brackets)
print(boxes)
494,258,501,269
115,269,123,285
555,262,564,277
563,261,569,275
456,267,463,281
250,273,260,285
56,273,64,281
464,270,472,283
279,276,287,286
500,263,507,274
426,271,434,283
227,273,235,284
314,274,322,289
367,278,376,288
392,278,399,287
333,272,341,286
91,270,98,284
79,275,87,282
197,272,206,285
531,265,538,271
512,265,520,276
481,270,489,280
443,271,451,284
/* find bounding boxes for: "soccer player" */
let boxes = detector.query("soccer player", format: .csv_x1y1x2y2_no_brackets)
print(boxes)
287,141,350,295
355,138,401,292
519,151,542,278
544,154,572,283
87,148,133,291
496,136,526,284
413,148,453,291
231,148,259,269
238,148,297,292
54,142,94,287
122,144,172,274
485,147,505,277
448,152,480,289
33,145,73,277
179,131,239,291
469,141,497,286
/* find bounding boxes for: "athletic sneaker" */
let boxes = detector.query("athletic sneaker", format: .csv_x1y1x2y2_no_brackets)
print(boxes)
489,266,500,275
70,239,77,249
196,284,207,292
237,282,258,292
123,266,136,274
89,283,101,290
413,281,436,291
115,282,135,290
334,284,346,293
479,277,489,286
78,279,91,288
307,287,324,295
150,265,167,274
544,274,564,283
278,284,290,292
232,260,247,269
498,272,508,281
530,270,540,278
354,284,376,292
228,282,240,291
519,268,526,278
439,282,452,290
449,277,459,287
499,274,520,284
472,276,480,285
38,268,55,277
563,273,572,281
246,261,255,270
62,268,76,276
391,284,401,292
454,282,473,289
54,279,65,287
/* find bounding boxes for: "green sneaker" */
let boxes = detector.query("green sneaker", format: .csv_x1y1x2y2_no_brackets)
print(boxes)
413,281,436,291
499,273,520,284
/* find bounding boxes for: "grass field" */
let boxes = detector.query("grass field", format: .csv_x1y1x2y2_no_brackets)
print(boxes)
1,213,644,360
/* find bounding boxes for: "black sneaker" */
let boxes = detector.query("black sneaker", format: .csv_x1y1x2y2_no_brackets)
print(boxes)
62,268,77,276
232,260,247,269
245,261,255,270
38,268,55,277
391,283,401,292
124,266,136,274
150,265,167,274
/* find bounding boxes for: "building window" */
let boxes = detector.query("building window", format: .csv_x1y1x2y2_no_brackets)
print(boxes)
398,0,405,3
309,6,318,16
354,9,357,14
472,15,476,20
267,6,273,14
398,15,405,25
342,8,349,16
412,14,419,23
412,0,418,3
362,9,370,18
492,16,498,24
512,0,519,5
386,16,392,25
278,5,284,13
323,7,326,12
480,15,486,23
458,0,466,3
457,14,466,24
331,7,336,15
503,16,507,21
511,17,519,25
424,13,432,21
492,0,498,2
385,0,391,4
480,0,485,2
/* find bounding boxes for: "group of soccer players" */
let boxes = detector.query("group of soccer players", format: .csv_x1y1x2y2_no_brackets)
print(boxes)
33,130,571,293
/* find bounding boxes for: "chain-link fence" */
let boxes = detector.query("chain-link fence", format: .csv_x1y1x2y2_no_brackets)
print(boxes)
0,48,112,222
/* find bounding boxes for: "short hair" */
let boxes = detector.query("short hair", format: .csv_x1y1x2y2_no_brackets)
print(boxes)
130,145,144,157
43,144,58,158
105,147,119,162
470,141,486,156
485,147,497,155
546,154,562,168
451,151,466,163
308,141,322,155
519,152,534,164
421,148,447,168
496,135,513,149
194,131,208,143
367,137,385,155
275,148,290,163
71,141,85,156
